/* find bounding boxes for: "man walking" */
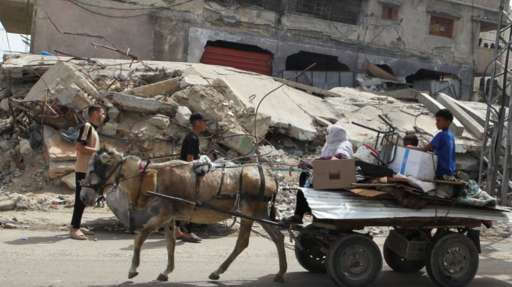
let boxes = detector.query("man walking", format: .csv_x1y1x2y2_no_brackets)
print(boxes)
176,113,207,243
70,105,106,240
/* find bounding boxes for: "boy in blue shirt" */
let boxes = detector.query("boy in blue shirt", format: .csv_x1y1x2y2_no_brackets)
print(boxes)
424,109,457,178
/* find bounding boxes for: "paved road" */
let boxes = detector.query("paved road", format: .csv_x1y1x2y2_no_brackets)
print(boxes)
0,228,511,287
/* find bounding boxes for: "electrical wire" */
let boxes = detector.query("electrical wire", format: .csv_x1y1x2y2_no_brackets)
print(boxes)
66,0,196,18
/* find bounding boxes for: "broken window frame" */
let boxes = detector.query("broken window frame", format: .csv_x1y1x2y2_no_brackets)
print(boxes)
381,4,400,21
294,0,362,25
429,15,455,39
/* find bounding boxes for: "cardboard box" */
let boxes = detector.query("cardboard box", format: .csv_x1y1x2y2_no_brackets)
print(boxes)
312,159,356,190
388,146,437,181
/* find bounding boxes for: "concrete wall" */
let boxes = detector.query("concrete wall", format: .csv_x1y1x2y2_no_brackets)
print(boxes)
31,0,155,60
29,0,497,99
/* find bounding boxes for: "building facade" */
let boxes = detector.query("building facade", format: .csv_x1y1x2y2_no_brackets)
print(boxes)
0,0,506,99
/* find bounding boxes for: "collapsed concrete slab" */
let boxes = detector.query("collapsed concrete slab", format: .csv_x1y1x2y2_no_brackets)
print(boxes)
418,93,465,136
106,92,178,116
24,62,98,110
437,93,484,139
445,97,487,126
126,77,181,98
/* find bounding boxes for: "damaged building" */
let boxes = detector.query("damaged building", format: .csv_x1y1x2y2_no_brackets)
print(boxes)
0,0,505,99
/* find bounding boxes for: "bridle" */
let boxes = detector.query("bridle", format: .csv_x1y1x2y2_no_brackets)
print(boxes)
86,157,127,196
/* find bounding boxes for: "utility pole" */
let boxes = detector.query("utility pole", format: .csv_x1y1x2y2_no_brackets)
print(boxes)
479,0,512,205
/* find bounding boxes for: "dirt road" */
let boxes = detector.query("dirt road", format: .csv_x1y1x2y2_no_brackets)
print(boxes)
0,210,511,287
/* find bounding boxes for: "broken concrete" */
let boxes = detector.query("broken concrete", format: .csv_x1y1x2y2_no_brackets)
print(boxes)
437,93,485,139
179,74,210,88
60,173,76,190
107,92,178,116
48,161,74,179
43,126,76,162
0,98,9,112
148,114,170,130
24,62,98,111
126,77,181,98
107,106,120,122
173,85,256,155
385,88,419,101
418,93,465,136
175,106,192,127
445,96,487,126
100,122,118,137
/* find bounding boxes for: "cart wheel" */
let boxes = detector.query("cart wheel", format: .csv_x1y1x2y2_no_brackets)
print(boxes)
327,234,382,287
384,237,425,273
294,227,327,273
426,233,479,287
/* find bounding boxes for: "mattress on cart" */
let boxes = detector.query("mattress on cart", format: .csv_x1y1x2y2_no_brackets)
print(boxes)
301,188,510,222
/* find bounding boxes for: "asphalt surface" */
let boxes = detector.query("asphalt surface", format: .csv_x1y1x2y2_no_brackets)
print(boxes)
0,228,511,287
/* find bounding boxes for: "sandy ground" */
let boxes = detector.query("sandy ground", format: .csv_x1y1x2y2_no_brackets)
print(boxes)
0,208,511,287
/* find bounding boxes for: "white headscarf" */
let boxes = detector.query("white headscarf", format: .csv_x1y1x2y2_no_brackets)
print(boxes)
320,125,353,159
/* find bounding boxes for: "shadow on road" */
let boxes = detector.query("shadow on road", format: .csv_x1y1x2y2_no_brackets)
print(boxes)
88,271,512,287
5,233,70,245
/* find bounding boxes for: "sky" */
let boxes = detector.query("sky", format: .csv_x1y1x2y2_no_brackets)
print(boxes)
0,22,30,62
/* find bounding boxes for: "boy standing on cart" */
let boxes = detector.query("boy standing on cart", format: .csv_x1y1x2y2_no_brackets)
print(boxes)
423,109,457,178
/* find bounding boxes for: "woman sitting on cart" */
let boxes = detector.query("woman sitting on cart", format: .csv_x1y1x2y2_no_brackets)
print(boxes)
283,124,354,224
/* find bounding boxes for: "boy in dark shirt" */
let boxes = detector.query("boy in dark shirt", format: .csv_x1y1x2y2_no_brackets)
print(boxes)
177,113,207,243
424,109,457,178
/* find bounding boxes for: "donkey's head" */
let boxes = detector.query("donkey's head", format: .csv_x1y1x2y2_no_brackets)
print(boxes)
80,148,125,207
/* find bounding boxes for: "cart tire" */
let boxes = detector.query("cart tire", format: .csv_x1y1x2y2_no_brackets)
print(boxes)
327,234,382,287
384,237,425,273
426,233,479,287
294,228,327,273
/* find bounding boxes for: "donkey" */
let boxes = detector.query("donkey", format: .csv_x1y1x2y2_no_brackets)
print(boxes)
80,148,287,283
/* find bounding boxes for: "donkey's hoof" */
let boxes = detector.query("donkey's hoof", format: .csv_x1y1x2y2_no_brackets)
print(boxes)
274,275,285,283
157,274,168,282
209,273,220,281
128,272,139,279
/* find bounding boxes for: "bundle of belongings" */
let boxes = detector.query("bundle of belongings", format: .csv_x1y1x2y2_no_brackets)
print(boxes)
300,125,497,211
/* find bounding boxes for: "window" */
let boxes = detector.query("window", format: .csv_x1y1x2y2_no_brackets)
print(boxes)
430,16,454,38
295,0,362,25
382,5,399,21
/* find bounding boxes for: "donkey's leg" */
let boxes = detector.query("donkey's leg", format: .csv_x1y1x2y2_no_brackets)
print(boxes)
260,223,287,283
157,218,176,282
209,218,254,280
128,213,169,279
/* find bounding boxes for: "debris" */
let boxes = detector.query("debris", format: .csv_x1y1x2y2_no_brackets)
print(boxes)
126,77,181,98
437,93,485,139
48,161,75,179
418,93,465,136
175,106,192,127
148,114,170,130
173,85,258,154
43,126,76,161
0,199,17,211
0,98,9,112
0,117,13,135
24,62,98,111
18,139,32,156
107,106,120,122
60,173,76,190
385,88,419,101
180,74,209,88
100,122,118,137
366,63,398,81
107,92,178,116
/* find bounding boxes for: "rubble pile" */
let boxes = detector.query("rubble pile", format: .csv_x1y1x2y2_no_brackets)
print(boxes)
0,53,502,215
